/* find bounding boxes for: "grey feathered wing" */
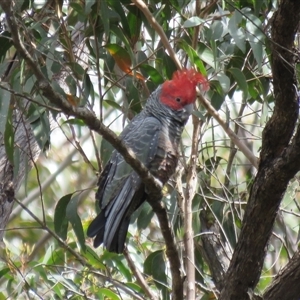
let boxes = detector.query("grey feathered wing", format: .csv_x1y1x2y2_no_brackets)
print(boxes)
87,116,162,253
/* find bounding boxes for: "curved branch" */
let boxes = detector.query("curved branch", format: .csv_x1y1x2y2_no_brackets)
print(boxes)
219,1,300,299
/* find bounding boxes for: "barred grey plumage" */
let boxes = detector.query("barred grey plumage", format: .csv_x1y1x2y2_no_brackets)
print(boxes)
87,69,208,253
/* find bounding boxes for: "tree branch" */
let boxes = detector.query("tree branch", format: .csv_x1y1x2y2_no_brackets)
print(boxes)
199,211,230,292
124,248,158,300
183,115,200,299
148,200,183,299
219,1,300,299
263,250,300,300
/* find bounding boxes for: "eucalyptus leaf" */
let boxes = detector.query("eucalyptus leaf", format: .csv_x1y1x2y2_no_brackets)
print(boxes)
183,16,205,28
66,193,86,252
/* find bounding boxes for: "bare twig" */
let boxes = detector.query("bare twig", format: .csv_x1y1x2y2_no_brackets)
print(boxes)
124,247,158,300
148,200,183,299
183,115,201,299
131,0,182,70
197,91,258,168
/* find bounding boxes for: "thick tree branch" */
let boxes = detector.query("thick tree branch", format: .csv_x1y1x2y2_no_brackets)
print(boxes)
263,250,300,300
199,211,230,292
219,1,300,299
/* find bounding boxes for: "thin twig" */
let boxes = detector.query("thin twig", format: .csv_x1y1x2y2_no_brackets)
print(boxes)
124,247,158,300
131,0,182,70
198,91,258,168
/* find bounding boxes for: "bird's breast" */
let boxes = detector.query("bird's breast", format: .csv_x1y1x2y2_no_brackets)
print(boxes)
149,131,179,184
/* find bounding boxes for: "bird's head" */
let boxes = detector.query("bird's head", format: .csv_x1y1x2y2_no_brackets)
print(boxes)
160,68,209,111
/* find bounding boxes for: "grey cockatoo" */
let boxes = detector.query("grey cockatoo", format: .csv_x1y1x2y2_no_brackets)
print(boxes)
87,69,209,253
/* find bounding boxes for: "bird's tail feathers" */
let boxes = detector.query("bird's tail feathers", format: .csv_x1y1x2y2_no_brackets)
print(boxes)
86,211,106,247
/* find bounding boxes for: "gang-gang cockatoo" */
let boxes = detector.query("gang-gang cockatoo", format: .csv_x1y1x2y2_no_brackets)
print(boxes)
87,69,209,253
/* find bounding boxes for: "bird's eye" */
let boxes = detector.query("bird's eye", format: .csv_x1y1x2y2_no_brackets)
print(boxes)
176,97,181,102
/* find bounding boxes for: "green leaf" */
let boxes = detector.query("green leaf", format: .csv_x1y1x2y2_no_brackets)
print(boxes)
144,250,168,293
246,14,265,70
13,146,20,182
65,75,77,96
0,83,11,135
228,11,246,53
0,267,10,279
106,44,132,74
85,0,96,14
96,288,120,300
45,43,56,80
66,193,86,252
197,42,215,69
101,138,115,166
107,0,131,39
99,0,110,37
161,52,177,79
135,202,154,230
115,258,132,281
193,110,206,121
210,90,225,111
127,9,142,45
139,64,164,84
0,31,13,62
126,78,142,113
82,246,106,270
68,62,85,80
125,282,143,294
211,21,224,41
62,118,85,127
54,193,73,240
83,71,95,106
228,68,248,99
217,73,230,93
178,40,207,75
4,108,14,165
30,110,51,151
183,16,205,28
103,99,122,111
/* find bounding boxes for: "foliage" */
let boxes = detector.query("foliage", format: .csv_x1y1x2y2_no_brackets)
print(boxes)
0,0,299,299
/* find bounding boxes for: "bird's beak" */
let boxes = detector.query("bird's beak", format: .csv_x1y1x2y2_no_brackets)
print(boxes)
184,103,194,115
